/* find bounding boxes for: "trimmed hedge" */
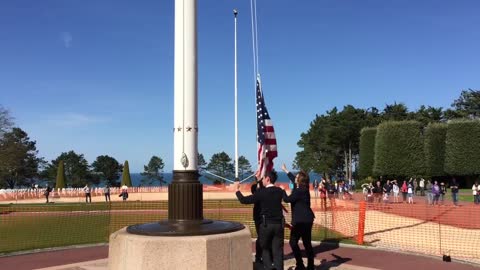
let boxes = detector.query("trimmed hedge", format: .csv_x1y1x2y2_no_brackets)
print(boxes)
445,120,480,176
424,123,448,177
373,121,425,178
121,160,132,187
358,127,377,178
55,160,66,189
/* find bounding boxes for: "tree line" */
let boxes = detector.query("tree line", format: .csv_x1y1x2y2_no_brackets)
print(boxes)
294,89,480,181
2,89,478,188
0,106,253,188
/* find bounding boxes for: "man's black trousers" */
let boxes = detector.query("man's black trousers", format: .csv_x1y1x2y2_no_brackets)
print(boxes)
259,222,284,270
254,220,262,261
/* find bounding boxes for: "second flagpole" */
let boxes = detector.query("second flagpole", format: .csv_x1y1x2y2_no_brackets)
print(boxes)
234,8,239,182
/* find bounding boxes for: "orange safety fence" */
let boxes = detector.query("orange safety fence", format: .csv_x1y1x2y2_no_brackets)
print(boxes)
0,184,297,202
1,192,479,265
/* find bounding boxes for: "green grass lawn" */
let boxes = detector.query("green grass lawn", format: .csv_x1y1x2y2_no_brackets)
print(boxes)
0,200,356,254
459,194,474,202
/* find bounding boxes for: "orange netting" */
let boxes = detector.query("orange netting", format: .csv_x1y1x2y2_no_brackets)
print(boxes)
1,188,479,265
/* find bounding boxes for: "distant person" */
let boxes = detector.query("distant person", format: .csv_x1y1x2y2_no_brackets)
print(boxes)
440,182,447,205
288,181,294,191
338,181,344,200
382,180,392,203
362,183,372,202
103,185,111,202
83,184,91,203
319,179,327,209
313,179,319,198
236,170,285,270
450,178,459,206
413,178,418,195
392,180,399,203
44,184,52,203
372,181,382,203
472,181,479,205
119,186,129,201
426,180,433,205
401,180,408,203
419,178,425,196
432,181,440,205
326,178,336,208
407,181,414,204
282,165,315,270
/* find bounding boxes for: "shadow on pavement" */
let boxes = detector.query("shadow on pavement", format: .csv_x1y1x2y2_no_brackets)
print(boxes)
315,253,352,270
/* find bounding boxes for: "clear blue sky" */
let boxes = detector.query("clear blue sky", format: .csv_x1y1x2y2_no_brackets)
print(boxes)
1,1,479,173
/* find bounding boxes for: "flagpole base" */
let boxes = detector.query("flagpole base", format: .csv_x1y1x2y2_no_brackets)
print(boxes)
110,226,252,270
126,219,244,236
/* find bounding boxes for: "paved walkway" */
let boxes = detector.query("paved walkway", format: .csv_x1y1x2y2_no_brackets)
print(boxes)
0,242,478,270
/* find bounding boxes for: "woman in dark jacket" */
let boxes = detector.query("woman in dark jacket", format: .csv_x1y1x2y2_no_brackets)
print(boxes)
282,164,315,270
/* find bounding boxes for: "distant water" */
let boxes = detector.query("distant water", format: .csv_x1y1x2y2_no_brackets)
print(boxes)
130,171,324,187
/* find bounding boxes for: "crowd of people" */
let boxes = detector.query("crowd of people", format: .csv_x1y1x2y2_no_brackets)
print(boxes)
358,177,480,206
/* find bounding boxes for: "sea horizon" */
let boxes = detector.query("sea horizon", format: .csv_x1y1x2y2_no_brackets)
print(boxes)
128,171,325,187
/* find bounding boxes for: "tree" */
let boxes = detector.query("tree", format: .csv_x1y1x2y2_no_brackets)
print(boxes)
358,127,377,179
42,151,90,187
55,160,66,189
206,152,234,184
382,102,410,121
414,105,444,125
0,105,14,137
451,89,480,119
237,156,253,179
0,128,42,188
445,120,480,176
424,123,448,177
92,155,122,186
373,121,425,179
295,105,380,178
295,114,335,175
198,153,207,169
140,156,165,186
121,160,132,187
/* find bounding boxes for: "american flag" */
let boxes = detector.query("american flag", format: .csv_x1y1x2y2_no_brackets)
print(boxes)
255,77,278,179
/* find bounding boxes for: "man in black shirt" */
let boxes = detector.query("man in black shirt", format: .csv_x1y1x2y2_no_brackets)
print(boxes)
372,181,382,203
382,180,392,203
450,178,459,206
251,177,264,264
236,170,285,270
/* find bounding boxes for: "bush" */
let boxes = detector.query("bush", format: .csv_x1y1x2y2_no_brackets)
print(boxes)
445,120,480,176
373,121,425,178
55,160,66,189
358,127,377,179
424,123,448,177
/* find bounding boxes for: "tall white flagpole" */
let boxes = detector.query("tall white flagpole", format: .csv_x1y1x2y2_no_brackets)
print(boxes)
234,8,239,182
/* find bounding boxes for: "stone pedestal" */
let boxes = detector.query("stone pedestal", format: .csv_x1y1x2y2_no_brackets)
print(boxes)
108,226,252,270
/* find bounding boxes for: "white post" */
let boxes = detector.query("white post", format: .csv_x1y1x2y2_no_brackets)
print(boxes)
174,0,198,172
234,9,239,181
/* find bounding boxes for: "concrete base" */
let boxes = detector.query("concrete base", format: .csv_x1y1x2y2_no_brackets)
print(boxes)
108,226,252,270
